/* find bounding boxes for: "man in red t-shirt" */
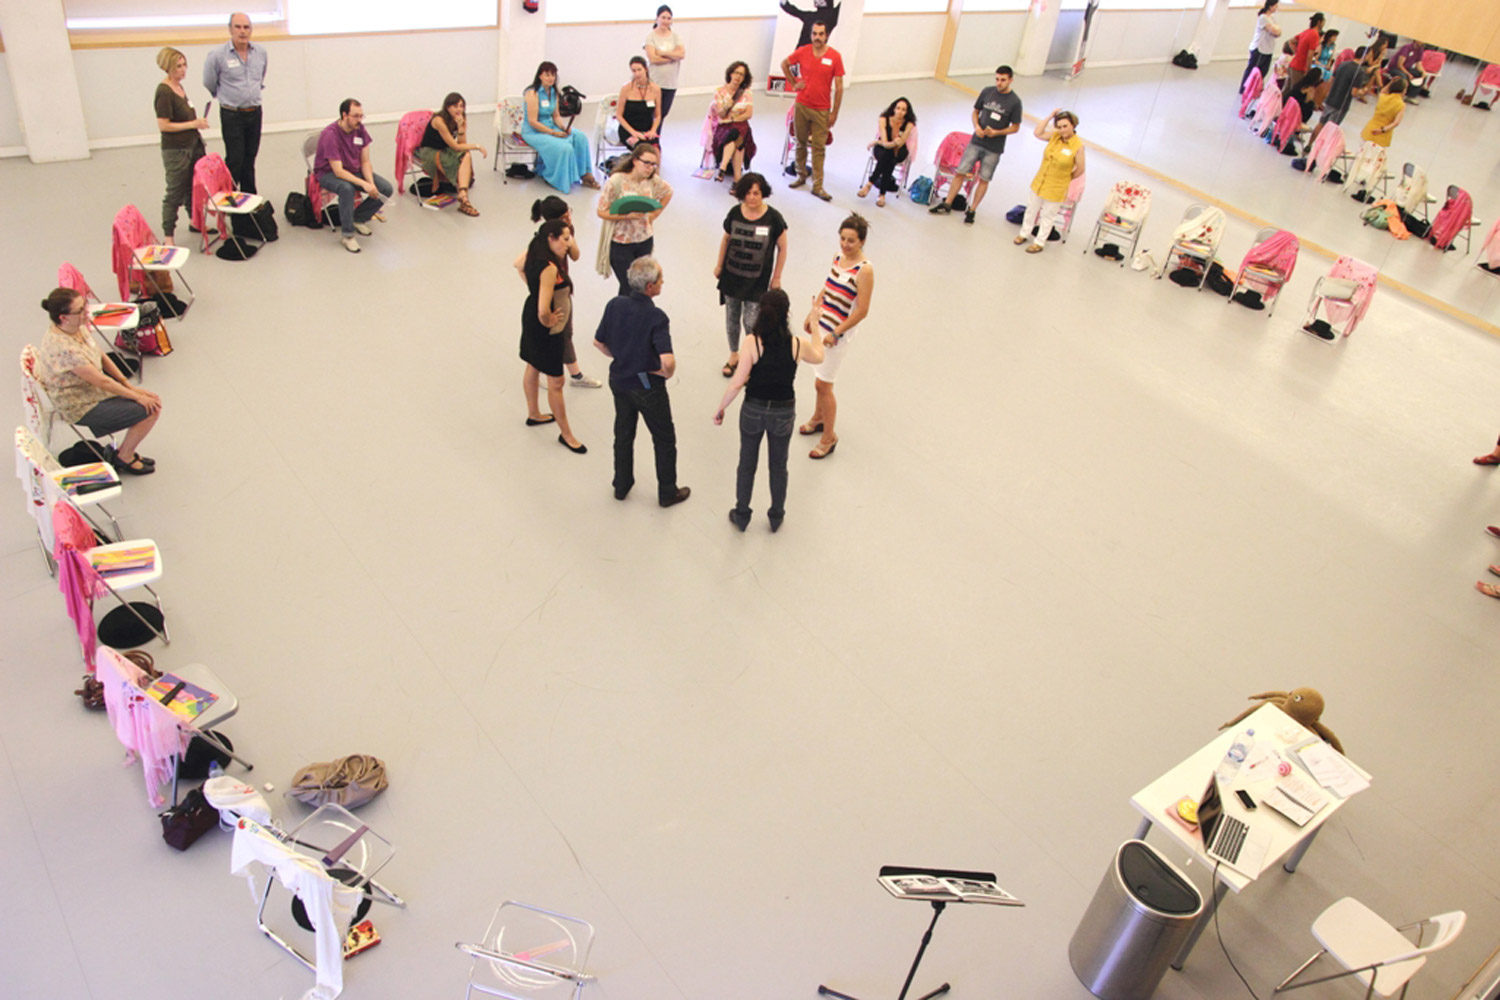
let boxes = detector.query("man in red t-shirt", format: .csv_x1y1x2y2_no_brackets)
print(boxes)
1286,12,1325,96
779,19,844,201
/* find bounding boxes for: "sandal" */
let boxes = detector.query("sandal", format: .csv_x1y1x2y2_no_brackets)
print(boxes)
1477,581,1500,599
876,195,886,208
1025,244,1044,254
457,192,479,217
1014,235,1029,245
581,174,601,189
857,184,870,199
809,437,838,460
1475,454,1500,466
798,420,824,436
722,357,737,378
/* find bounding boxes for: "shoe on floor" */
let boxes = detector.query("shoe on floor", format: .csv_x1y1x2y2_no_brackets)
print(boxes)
964,210,975,225
558,434,587,455
111,453,155,476
353,222,373,236
929,202,952,215
340,236,361,253
728,509,750,531
788,175,808,189
812,187,833,202
660,486,691,508
569,372,602,388
1487,526,1500,539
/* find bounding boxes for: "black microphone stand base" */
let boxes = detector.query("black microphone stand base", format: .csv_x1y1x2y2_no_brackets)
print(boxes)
818,900,952,1000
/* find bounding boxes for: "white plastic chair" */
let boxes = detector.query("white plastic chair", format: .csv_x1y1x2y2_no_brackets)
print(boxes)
1274,897,1465,999
16,425,123,569
1158,203,1225,291
494,97,539,181
457,901,596,1000
594,95,630,172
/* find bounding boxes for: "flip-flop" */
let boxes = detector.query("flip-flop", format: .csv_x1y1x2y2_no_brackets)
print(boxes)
1477,581,1500,599
1475,454,1500,465
1489,565,1500,579
722,360,737,378
525,415,556,426
1025,244,1044,254
809,438,837,460
798,421,823,436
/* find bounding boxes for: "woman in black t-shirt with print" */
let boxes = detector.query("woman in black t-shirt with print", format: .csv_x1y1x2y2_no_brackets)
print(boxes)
714,172,788,377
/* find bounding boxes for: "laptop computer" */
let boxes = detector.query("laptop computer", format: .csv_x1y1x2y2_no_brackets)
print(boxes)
1197,776,1272,876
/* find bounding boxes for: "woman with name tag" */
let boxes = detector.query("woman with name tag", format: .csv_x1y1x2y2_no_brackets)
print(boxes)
800,214,875,460
643,5,686,124
36,289,164,475
615,57,662,150
715,172,788,378
153,47,207,246
519,220,586,455
522,62,600,194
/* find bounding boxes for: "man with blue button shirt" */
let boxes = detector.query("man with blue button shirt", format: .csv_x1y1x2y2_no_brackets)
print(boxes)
594,257,691,508
203,12,267,193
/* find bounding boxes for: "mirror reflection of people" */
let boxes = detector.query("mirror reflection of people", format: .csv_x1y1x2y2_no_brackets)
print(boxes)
153,47,207,247
1360,76,1407,149
1241,1,1281,90
37,289,163,475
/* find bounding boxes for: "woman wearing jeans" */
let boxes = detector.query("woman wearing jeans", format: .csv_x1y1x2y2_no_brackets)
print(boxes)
714,289,824,533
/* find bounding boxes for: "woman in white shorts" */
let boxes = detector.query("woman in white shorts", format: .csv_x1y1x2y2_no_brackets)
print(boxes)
799,213,874,460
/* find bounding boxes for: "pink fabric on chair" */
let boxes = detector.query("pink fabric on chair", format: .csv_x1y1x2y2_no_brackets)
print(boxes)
97,646,188,809
1240,67,1263,116
394,109,432,183
1250,82,1282,136
191,153,235,239
57,263,96,301
52,501,104,667
1065,171,1085,206
1334,48,1354,68
1481,64,1500,88
1237,229,1300,289
1430,189,1474,251
1481,219,1500,269
1322,255,1378,334
111,205,157,301
1420,50,1445,75
1307,123,1344,180
1273,99,1303,151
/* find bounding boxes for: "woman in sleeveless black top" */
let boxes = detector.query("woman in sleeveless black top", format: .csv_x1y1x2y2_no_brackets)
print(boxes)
714,289,826,532
615,57,662,148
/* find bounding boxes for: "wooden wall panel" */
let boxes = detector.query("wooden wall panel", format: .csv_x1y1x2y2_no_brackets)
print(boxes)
1316,0,1499,60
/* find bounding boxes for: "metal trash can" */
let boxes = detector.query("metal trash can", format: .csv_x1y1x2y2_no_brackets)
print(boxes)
1068,839,1203,1000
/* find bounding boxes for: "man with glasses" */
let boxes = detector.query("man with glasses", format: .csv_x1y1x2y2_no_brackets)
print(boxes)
203,12,267,193
593,257,690,508
314,99,394,253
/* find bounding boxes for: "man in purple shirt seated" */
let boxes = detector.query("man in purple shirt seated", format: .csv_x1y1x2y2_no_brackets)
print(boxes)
314,98,394,253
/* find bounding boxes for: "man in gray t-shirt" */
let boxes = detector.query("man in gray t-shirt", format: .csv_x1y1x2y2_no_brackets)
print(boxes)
930,66,1023,224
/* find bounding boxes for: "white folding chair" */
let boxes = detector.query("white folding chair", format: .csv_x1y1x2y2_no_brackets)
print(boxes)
67,501,170,646
457,901,596,1000
1158,203,1225,291
16,425,123,570
19,344,118,461
302,131,342,230
1274,897,1465,999
594,95,630,172
494,97,539,181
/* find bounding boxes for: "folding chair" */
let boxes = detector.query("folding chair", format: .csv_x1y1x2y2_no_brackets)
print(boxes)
112,205,194,319
19,344,118,461
51,495,169,647
594,95,630,173
1085,180,1152,265
1302,255,1377,340
1418,50,1446,93
395,109,434,200
858,123,919,202
929,131,979,206
193,152,268,253
1158,203,1225,290
58,262,144,383
779,105,797,169
16,425,123,568
1230,226,1299,317
1430,185,1478,254
494,97,539,181
1274,897,1465,1000
457,901,597,1000
1472,64,1500,109
302,131,342,230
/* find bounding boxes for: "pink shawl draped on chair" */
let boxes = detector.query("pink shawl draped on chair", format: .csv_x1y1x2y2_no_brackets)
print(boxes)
1430,189,1473,251
191,153,236,237
1273,99,1303,151
97,646,188,808
1250,81,1283,136
111,205,157,301
394,110,432,184
1237,230,1300,290
1306,123,1345,181
1323,255,1378,334
1480,219,1500,270
1240,67,1264,117
52,501,104,667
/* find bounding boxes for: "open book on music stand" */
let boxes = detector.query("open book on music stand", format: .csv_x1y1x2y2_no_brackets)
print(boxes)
819,865,1024,1000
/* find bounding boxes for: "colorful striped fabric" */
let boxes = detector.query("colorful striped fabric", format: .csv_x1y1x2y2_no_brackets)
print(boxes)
818,255,866,340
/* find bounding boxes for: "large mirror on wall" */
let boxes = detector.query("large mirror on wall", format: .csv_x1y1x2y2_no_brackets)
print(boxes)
946,2,1500,328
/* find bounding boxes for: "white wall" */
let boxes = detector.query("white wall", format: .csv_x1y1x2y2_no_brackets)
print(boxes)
854,13,947,81
949,12,1027,77
0,56,23,151
950,7,1250,75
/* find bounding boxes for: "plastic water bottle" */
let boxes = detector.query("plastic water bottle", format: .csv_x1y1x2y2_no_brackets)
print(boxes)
1215,728,1255,783
207,760,224,779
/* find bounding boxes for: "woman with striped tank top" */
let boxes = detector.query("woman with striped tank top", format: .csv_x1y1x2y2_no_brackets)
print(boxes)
799,213,875,459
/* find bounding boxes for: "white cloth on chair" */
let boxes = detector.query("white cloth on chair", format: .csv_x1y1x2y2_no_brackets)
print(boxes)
231,818,361,1000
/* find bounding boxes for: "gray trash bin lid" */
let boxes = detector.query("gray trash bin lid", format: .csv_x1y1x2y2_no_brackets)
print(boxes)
1119,841,1200,915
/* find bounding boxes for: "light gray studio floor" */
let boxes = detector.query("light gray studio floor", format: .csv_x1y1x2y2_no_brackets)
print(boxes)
3,69,1499,1000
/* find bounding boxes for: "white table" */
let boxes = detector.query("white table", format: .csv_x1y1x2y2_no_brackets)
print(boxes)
1128,703,1371,967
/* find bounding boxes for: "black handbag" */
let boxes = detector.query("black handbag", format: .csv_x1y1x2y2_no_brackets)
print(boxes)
160,787,218,850
558,85,586,118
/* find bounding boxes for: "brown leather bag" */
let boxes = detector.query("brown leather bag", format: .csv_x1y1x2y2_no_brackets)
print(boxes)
289,754,388,809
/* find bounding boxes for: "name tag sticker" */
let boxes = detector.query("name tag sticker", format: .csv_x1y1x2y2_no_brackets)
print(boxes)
755,226,770,236
353,137,364,146
646,100,655,107
821,57,833,66
227,58,240,68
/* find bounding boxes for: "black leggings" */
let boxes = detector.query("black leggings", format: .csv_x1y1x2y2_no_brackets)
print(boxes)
1242,50,1272,90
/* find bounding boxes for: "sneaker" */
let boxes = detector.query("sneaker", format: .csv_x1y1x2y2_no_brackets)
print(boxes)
788,174,808,189
660,486,691,508
569,372,602,388
812,187,833,202
964,210,976,225
353,222,373,236
340,236,361,253
929,202,952,215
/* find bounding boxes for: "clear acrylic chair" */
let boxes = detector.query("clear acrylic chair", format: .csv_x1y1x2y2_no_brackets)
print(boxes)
457,901,596,1000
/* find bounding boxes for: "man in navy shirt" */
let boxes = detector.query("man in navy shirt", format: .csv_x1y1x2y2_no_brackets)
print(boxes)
594,257,691,507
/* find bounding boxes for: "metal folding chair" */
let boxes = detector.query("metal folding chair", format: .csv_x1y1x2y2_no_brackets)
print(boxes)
494,97,539,181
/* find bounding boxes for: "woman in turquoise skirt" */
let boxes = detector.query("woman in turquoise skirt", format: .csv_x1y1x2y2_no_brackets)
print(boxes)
521,62,600,194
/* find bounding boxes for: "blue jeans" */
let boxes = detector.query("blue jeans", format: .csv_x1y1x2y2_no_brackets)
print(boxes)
611,378,678,501
734,397,794,522
319,172,394,235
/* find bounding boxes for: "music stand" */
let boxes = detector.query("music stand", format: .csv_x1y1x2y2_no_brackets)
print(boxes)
818,864,1023,1000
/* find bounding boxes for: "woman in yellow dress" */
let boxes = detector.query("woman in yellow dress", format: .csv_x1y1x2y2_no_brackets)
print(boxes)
1360,76,1406,148
1015,109,1085,254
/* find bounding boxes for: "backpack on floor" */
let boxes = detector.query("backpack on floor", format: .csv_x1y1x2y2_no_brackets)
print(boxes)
284,191,321,229
907,175,933,205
